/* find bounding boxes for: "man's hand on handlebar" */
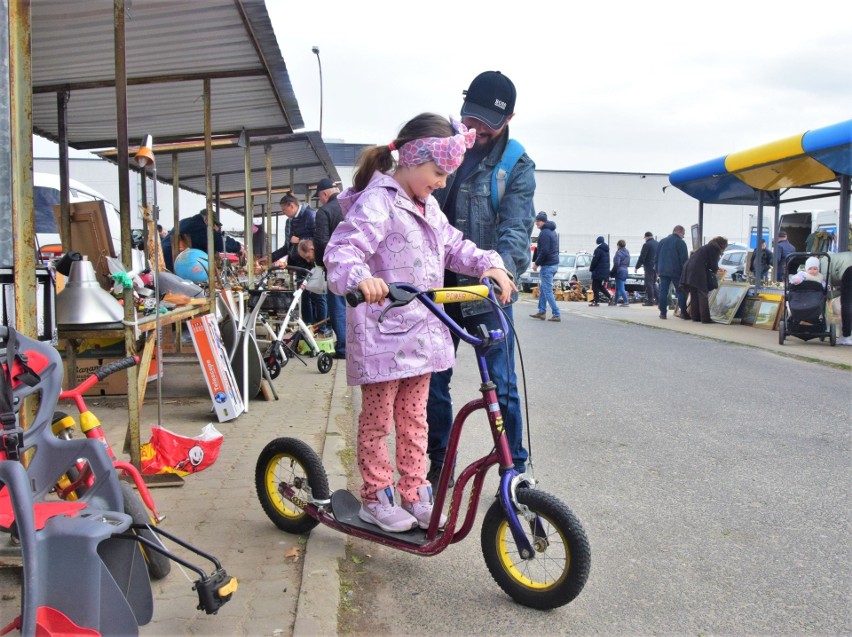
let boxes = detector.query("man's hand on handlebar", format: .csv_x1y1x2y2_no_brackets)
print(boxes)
357,277,390,306
481,268,516,304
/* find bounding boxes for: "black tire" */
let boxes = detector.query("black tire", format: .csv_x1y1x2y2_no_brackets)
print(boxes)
830,323,836,346
481,489,590,610
779,321,785,345
317,352,333,374
120,481,172,580
255,438,328,534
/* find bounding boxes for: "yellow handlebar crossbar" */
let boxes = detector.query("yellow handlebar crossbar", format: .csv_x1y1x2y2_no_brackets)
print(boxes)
429,285,490,304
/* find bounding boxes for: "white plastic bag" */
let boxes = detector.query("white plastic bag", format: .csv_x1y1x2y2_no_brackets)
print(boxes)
303,266,328,294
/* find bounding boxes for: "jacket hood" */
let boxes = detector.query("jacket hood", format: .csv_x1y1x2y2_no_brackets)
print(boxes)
542,220,556,231
338,172,402,215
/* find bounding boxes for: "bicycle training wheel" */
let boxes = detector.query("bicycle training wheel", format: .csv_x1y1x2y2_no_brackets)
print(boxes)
255,438,329,534
481,489,590,610
119,481,172,580
317,352,333,374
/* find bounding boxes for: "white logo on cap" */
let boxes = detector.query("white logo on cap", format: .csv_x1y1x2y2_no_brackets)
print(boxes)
494,98,507,111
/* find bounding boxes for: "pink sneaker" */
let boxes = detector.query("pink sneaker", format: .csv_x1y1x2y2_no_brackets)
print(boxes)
359,487,418,533
402,485,447,530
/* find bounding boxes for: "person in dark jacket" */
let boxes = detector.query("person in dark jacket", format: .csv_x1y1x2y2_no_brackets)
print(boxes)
588,235,612,306
529,212,561,321
273,193,326,327
655,225,689,320
313,178,346,355
636,231,659,305
161,209,245,271
775,231,797,283
612,239,631,306
679,236,728,323
748,239,773,282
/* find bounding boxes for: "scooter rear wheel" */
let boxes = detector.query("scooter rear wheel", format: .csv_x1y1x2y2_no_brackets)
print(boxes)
481,488,590,610
255,438,329,534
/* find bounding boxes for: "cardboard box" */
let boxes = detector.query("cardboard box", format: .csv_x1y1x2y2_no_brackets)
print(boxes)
189,314,244,422
67,354,159,396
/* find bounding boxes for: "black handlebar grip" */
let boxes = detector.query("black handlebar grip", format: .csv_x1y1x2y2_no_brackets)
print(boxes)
346,290,365,307
95,356,138,381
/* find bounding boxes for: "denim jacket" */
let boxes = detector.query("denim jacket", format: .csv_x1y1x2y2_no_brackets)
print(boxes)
436,131,536,310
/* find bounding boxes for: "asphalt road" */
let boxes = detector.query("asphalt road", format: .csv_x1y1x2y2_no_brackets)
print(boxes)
342,307,852,636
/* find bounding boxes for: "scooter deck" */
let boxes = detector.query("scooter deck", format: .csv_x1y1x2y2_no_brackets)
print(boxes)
330,490,432,546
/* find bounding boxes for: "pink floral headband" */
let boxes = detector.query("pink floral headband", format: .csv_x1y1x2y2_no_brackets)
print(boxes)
392,118,476,174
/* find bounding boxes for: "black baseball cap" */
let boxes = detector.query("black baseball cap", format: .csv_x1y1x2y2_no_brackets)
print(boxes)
313,177,336,199
460,71,516,129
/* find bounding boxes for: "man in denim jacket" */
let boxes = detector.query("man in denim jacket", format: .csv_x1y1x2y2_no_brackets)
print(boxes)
426,71,536,483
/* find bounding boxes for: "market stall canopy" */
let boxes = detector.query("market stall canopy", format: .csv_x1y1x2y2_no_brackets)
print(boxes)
97,131,339,216
30,0,303,148
669,119,852,205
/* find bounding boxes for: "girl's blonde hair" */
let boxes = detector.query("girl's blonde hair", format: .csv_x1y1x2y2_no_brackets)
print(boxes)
352,113,454,193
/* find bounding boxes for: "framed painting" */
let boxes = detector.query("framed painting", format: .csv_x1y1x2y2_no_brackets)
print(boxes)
754,300,781,329
709,282,750,324
739,296,762,326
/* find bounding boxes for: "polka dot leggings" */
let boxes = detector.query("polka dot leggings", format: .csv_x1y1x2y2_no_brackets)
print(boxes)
358,374,430,505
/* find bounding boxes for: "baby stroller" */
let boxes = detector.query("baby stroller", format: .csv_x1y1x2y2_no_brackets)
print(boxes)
779,252,836,346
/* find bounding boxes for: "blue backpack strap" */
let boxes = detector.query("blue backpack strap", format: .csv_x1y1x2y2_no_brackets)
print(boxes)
491,139,525,212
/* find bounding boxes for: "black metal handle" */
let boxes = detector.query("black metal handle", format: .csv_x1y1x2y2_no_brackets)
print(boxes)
94,356,138,381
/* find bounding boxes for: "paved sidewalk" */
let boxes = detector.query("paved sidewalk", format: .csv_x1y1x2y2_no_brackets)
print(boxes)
1,297,848,635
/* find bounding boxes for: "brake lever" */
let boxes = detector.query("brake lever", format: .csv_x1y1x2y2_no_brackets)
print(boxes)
377,286,418,323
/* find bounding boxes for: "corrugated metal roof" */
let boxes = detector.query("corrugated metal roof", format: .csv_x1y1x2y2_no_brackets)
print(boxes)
98,131,340,216
31,0,303,147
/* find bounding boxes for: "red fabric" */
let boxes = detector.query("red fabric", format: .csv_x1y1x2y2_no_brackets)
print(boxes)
0,488,86,530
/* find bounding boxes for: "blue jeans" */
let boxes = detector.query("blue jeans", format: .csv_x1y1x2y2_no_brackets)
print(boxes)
658,275,687,316
301,291,327,328
537,264,560,317
426,303,527,472
614,279,629,304
326,290,346,354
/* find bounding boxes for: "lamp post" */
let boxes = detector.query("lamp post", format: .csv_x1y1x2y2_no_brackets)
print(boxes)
312,46,323,137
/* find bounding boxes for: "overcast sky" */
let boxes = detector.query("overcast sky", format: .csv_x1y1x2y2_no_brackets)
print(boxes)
268,0,851,174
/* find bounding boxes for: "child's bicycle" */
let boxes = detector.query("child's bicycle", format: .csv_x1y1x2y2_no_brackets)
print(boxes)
50,356,172,579
255,280,590,610
249,265,333,378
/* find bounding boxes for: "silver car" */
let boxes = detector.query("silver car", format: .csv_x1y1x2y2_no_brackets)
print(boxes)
520,252,593,292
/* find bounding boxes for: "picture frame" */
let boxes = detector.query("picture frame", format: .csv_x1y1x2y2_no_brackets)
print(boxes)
739,296,762,326
753,300,781,330
709,281,750,324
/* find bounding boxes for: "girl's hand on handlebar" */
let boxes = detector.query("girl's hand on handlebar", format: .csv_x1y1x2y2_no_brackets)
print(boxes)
357,277,390,306
481,268,516,304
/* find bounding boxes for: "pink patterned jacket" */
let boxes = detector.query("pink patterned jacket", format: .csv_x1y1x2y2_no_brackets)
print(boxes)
324,171,504,386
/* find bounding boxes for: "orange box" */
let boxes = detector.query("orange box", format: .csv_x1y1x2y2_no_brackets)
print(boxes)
188,314,244,422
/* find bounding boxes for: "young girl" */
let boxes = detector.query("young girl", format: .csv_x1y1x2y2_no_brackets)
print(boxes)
323,113,515,533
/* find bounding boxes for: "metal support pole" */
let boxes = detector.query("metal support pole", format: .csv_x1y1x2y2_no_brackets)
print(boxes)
204,78,214,309
172,152,180,266
697,201,704,246
57,89,71,252
755,190,765,284
243,131,252,285
114,0,141,468
839,174,850,252
265,144,272,263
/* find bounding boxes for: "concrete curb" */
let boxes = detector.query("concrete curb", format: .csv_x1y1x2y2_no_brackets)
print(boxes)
292,362,351,637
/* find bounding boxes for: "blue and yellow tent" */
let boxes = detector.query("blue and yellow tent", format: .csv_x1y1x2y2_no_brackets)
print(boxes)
669,119,851,249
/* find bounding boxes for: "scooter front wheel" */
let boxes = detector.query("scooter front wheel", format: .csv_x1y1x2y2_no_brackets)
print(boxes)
481,489,590,610
255,438,329,534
